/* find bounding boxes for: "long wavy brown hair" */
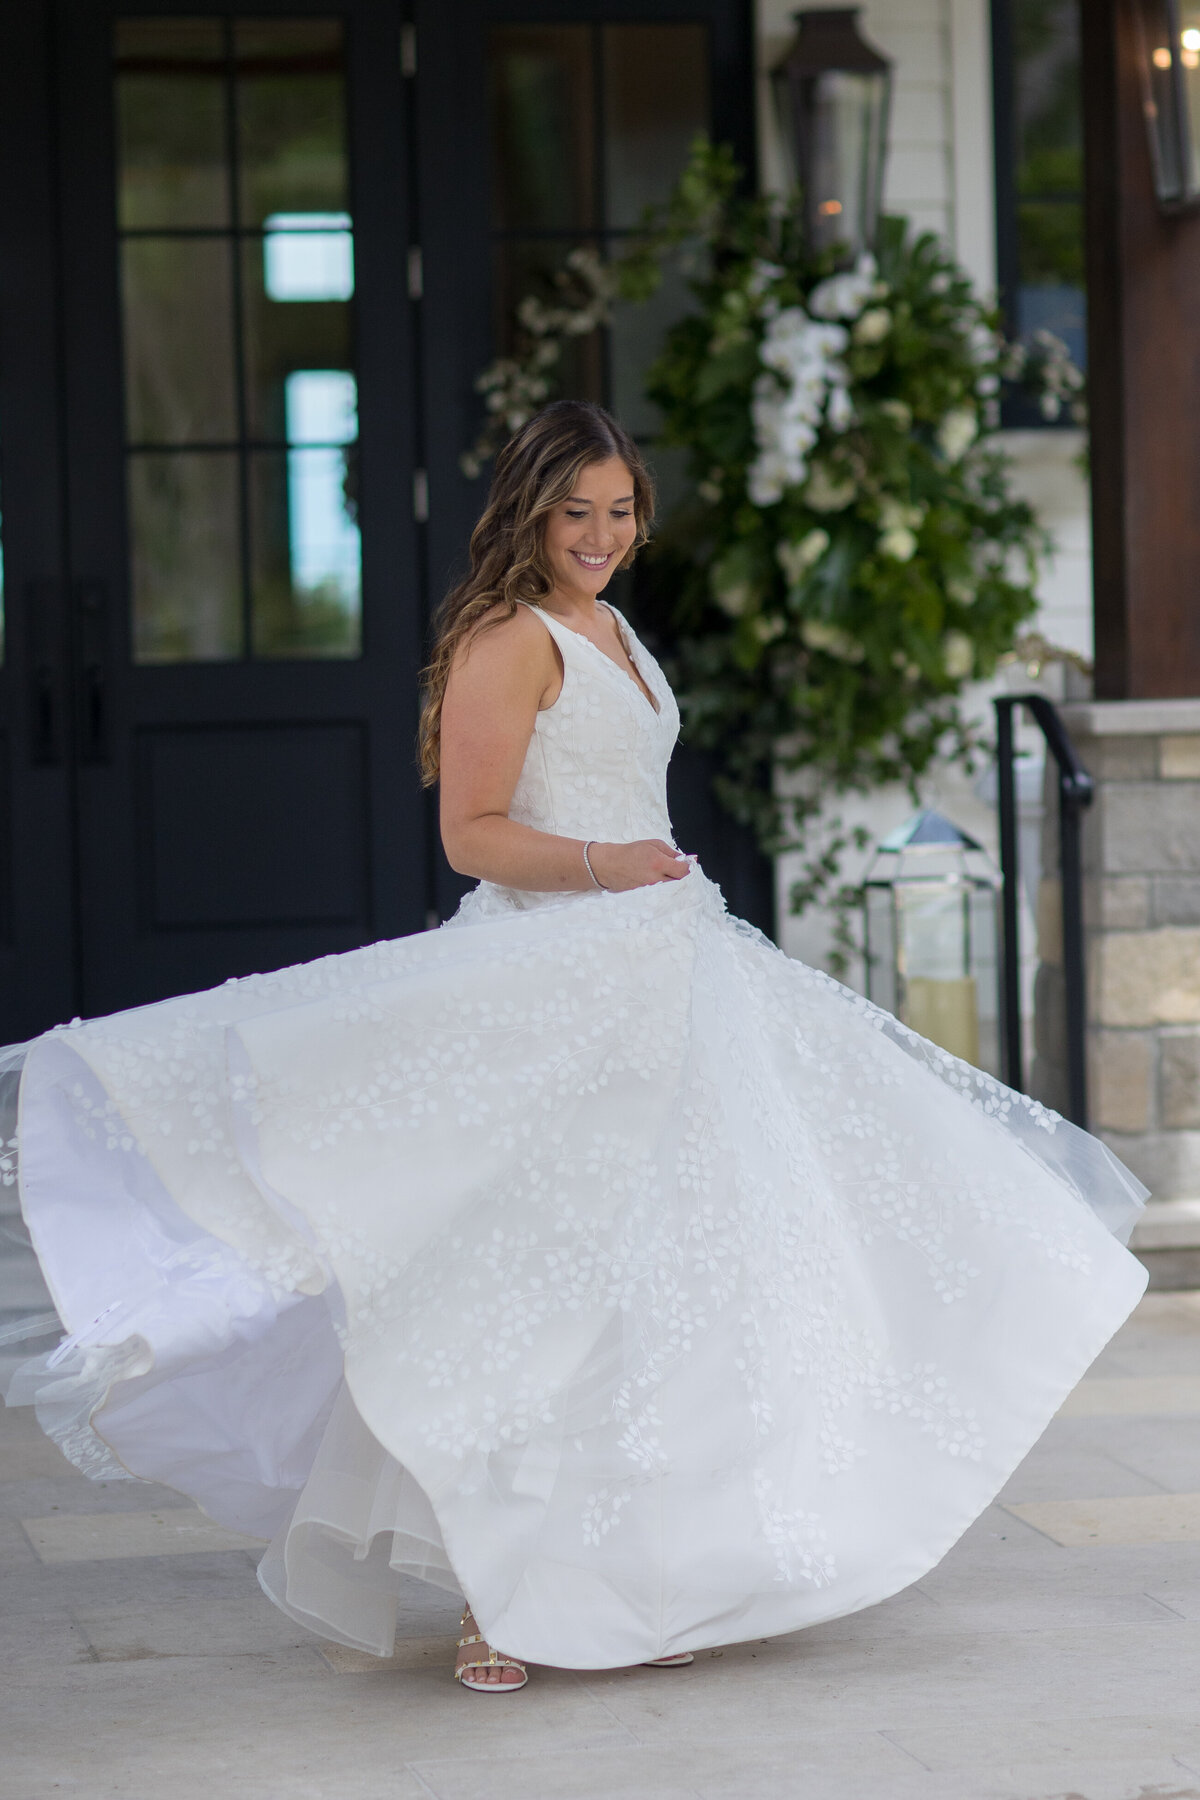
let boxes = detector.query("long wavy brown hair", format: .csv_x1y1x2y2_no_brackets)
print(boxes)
418,400,655,785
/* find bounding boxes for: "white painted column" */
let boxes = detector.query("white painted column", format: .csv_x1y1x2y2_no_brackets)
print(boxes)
948,0,996,296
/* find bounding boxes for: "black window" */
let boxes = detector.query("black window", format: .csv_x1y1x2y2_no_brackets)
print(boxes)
992,0,1085,412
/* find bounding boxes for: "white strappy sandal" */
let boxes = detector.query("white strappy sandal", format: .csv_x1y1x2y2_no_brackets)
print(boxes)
453,1609,528,1694
644,1652,694,1667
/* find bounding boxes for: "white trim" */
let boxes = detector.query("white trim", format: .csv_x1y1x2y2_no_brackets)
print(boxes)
949,0,996,297
1061,699,1200,737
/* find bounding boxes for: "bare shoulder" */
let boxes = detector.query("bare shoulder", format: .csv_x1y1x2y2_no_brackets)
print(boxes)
448,604,556,698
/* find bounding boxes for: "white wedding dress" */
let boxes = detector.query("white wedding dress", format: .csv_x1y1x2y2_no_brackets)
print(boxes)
7,601,1149,1669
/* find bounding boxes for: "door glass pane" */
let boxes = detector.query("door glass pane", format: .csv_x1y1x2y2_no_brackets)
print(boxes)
128,452,241,662
489,26,595,230
240,232,353,440
603,26,708,439
121,238,237,442
487,21,710,459
114,18,228,230
602,26,708,228
249,442,360,660
249,369,360,658
611,264,695,438
235,20,349,225
114,16,358,663
1010,0,1086,370
492,238,605,402
262,212,354,301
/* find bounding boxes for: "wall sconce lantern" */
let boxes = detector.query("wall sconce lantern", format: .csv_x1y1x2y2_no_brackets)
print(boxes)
770,7,893,256
862,810,1003,1074
1134,0,1200,208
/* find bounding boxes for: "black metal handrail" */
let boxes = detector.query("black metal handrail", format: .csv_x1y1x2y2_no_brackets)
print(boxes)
994,694,1094,1127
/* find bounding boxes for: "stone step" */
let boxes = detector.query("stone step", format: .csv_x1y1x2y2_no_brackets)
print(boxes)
1130,1196,1200,1249
1128,1197,1200,1291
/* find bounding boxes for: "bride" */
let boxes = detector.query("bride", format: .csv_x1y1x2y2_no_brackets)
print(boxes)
8,400,1148,1695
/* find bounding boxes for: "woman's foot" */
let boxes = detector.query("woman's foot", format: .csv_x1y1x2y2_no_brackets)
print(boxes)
454,1608,528,1692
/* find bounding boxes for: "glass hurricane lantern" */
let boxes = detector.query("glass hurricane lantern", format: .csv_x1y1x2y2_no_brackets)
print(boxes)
770,6,893,257
862,810,1003,1075
1134,0,1200,209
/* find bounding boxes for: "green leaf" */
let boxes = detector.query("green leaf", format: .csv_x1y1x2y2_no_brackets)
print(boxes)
693,338,760,404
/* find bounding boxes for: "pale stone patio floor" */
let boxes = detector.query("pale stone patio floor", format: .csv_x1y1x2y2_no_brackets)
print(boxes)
3,1192,1200,1800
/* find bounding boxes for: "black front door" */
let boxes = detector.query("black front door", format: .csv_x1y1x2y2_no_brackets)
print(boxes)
0,0,765,1042
0,0,426,1038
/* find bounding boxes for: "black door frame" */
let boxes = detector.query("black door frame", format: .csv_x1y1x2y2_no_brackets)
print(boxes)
0,0,77,1040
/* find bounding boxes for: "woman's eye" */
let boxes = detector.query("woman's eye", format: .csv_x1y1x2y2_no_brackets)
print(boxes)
566,510,588,519
612,510,631,519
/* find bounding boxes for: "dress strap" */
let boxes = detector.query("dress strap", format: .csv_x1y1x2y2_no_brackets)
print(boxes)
515,601,579,658
517,600,659,716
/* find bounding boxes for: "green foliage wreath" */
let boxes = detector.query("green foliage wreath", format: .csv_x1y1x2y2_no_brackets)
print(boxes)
466,140,1081,950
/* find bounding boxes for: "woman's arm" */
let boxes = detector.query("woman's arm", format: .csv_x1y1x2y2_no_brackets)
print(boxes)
438,609,688,894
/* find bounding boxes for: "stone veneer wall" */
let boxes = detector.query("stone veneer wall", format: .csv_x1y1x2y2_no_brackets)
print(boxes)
1035,700,1200,1203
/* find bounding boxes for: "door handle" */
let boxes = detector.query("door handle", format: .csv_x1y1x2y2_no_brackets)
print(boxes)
74,579,110,766
25,579,66,767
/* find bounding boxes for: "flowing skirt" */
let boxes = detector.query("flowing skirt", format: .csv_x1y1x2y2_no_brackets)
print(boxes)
6,870,1147,1666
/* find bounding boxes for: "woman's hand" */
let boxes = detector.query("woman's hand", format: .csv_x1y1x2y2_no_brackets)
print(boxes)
587,840,692,893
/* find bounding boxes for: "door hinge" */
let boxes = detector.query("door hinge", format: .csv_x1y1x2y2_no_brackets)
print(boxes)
413,468,430,523
407,245,424,300
400,22,417,77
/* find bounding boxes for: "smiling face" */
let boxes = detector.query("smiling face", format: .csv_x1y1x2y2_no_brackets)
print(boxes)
542,456,638,604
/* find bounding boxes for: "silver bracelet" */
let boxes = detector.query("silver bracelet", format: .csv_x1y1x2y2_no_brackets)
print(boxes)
582,841,608,891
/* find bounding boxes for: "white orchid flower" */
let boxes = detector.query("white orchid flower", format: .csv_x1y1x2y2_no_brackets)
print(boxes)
943,631,974,679
801,619,865,661
853,307,891,346
805,462,857,512
879,399,912,430
827,384,854,431
808,253,879,321
879,527,917,561
777,529,830,587
937,406,978,463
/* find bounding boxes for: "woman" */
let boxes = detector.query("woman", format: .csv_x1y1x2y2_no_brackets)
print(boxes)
7,401,1148,1696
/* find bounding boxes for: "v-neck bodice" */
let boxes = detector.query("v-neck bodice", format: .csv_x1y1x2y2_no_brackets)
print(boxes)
471,601,680,910
549,601,661,716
